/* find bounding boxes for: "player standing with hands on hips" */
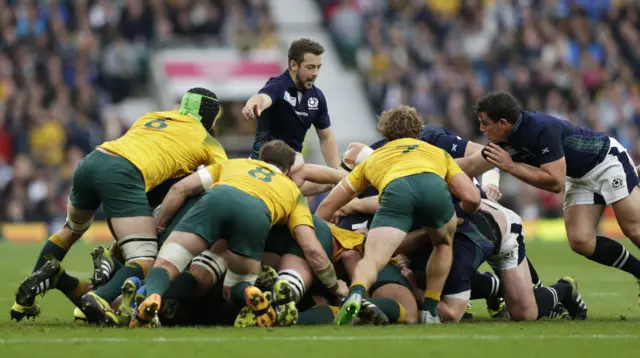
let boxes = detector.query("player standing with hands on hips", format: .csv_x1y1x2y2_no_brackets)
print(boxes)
242,38,340,191
468,92,640,305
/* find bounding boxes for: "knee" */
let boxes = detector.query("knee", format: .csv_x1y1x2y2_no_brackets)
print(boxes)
508,306,537,322
437,301,464,323
566,233,595,256
620,223,640,241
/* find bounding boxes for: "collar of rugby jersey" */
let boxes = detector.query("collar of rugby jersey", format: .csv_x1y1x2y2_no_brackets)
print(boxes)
507,111,525,143
266,163,283,174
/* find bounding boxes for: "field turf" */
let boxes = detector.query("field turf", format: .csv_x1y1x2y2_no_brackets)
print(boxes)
0,241,639,357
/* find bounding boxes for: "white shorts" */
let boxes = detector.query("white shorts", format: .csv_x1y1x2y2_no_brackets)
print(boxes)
482,199,524,272
564,138,640,209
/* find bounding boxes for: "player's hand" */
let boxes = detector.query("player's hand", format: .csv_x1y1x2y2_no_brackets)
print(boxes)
331,280,349,298
242,102,261,120
482,183,502,202
330,206,353,224
483,143,515,172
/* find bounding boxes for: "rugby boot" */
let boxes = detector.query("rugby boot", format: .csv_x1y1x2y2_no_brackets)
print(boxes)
117,277,142,326
80,291,120,326
234,306,258,327
272,279,298,326
461,301,474,321
129,293,161,328
548,303,570,320
245,286,276,327
487,297,509,319
334,294,361,326
255,264,278,292
358,299,390,325
11,259,63,321
73,307,87,323
420,310,442,324
558,276,587,320
90,246,115,288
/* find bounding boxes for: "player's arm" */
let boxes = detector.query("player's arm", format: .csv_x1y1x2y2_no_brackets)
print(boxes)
290,202,345,296
300,163,346,184
343,195,379,215
316,165,368,221
455,150,495,178
446,155,482,214
242,79,281,120
464,140,484,156
316,127,340,168
156,165,217,231
483,129,566,193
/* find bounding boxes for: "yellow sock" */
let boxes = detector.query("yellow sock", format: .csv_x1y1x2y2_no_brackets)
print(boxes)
49,234,72,251
425,290,441,301
329,305,340,317
130,260,150,277
70,280,89,300
397,302,407,323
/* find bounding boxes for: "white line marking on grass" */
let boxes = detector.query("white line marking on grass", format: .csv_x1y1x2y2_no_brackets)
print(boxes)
0,334,637,344
587,292,619,297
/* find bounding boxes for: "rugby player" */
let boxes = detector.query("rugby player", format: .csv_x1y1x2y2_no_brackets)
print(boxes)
471,92,640,304
401,198,587,322
315,105,482,325
11,88,228,322
130,140,346,328
242,38,340,191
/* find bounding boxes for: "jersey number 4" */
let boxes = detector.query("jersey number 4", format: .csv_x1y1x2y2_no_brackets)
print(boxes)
397,144,419,153
145,118,169,129
248,166,276,183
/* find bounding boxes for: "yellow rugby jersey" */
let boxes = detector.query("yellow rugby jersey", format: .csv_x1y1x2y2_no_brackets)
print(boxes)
328,224,365,262
346,138,464,195
99,111,228,191
203,159,313,231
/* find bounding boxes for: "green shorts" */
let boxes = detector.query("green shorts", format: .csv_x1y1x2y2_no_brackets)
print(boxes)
69,150,152,218
370,264,411,293
173,185,272,260
371,173,454,231
157,194,204,246
264,215,334,259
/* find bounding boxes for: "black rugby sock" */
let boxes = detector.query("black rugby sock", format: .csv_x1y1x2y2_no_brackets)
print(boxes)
587,236,640,279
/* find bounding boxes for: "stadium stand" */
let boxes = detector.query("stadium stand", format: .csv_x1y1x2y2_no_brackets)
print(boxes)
318,0,640,219
0,0,275,224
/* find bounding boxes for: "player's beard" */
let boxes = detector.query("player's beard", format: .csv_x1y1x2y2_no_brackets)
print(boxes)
296,72,315,89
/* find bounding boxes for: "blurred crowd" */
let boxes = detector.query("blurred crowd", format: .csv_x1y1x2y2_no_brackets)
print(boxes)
0,0,276,224
321,0,640,219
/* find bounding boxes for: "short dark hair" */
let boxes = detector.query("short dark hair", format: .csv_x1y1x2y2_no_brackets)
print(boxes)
473,92,522,124
288,38,324,66
376,105,423,141
259,140,296,173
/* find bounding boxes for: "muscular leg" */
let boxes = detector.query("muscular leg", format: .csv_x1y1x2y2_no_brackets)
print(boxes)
566,203,640,280
422,215,457,317
500,258,537,321
371,284,419,324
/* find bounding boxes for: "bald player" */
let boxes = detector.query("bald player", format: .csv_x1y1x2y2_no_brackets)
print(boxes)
11,88,228,323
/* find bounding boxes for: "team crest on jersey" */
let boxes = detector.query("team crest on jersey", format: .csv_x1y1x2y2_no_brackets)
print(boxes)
308,97,319,110
284,92,296,106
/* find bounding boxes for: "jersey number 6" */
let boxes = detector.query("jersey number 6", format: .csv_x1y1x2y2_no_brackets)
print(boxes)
145,118,169,129
397,144,419,153
248,166,276,183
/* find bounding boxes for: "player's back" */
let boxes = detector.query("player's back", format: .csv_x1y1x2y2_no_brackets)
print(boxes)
211,158,305,225
360,138,458,192
99,111,227,191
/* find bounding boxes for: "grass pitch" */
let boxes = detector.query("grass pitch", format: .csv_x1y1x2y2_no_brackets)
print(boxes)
0,241,639,358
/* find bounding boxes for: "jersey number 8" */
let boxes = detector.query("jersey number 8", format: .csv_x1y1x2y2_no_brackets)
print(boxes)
145,118,169,129
248,166,276,183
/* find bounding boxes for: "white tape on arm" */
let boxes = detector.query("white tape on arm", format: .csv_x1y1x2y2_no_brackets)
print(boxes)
355,146,374,165
197,167,213,190
481,168,500,188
